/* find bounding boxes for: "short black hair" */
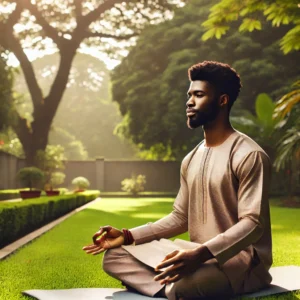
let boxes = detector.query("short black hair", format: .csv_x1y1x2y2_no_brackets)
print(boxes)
188,61,242,110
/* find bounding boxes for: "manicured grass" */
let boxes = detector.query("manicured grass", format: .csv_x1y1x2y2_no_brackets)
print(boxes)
0,198,299,300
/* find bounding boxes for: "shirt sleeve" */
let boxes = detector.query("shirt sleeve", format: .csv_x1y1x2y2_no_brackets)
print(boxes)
203,151,272,265
130,161,189,245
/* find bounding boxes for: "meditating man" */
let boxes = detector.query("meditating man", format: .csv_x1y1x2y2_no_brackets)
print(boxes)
83,61,273,300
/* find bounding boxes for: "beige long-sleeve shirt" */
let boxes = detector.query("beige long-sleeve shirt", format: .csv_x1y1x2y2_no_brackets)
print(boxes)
130,130,273,293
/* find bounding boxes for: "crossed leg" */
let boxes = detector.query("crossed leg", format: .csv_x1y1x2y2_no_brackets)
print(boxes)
103,247,234,300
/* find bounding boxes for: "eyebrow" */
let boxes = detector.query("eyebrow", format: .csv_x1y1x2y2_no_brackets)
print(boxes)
187,90,206,95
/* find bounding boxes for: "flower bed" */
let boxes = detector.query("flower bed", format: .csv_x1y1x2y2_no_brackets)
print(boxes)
0,190,100,248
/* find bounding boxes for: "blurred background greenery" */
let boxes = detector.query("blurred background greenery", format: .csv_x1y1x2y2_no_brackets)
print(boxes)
0,0,299,200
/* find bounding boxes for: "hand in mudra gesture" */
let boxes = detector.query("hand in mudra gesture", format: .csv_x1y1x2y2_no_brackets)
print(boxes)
82,225,124,255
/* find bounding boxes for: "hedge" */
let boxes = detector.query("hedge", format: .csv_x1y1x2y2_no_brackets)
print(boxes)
0,190,100,248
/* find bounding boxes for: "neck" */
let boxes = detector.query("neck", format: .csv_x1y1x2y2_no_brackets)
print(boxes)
202,115,235,147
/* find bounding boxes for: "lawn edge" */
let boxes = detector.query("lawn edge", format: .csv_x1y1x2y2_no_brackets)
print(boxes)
0,197,101,260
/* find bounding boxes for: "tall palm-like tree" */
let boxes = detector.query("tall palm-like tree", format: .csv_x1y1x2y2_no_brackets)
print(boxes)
273,81,300,120
273,81,300,201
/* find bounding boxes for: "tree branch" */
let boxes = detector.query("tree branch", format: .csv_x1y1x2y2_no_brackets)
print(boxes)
42,47,77,126
74,0,83,21
6,2,23,27
84,31,138,40
0,26,44,109
22,0,63,48
80,0,125,29
138,11,151,22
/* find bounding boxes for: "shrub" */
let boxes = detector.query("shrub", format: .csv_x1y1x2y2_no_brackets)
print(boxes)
121,174,146,196
0,190,100,248
17,167,44,190
50,172,66,189
35,145,65,190
72,177,90,191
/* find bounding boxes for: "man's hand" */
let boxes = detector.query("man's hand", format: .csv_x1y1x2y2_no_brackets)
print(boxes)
154,245,213,285
82,225,124,255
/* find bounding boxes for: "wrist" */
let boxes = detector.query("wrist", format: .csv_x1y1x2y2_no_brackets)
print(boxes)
122,229,135,245
194,245,214,262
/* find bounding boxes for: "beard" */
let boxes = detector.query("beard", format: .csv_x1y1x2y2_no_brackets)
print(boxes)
187,100,220,129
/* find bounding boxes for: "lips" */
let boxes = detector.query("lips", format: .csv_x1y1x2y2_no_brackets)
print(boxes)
186,109,197,117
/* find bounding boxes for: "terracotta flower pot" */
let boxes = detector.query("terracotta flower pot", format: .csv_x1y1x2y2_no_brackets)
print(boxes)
45,190,60,196
19,190,42,200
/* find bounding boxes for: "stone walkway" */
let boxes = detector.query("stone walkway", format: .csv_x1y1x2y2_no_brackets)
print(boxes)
0,197,101,260
0,198,22,203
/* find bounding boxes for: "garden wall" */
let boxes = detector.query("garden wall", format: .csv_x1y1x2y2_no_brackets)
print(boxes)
0,151,297,195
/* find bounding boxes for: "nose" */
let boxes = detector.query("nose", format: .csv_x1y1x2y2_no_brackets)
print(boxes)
186,95,195,108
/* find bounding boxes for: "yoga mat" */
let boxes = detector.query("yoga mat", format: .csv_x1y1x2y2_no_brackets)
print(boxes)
23,265,300,299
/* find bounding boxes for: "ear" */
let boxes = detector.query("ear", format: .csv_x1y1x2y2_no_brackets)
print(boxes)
219,94,229,107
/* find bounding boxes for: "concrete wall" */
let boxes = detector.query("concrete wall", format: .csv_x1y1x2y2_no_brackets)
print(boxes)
0,151,181,192
0,151,25,189
0,151,298,195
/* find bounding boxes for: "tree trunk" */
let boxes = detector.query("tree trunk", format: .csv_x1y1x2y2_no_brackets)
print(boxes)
15,46,77,167
16,115,51,166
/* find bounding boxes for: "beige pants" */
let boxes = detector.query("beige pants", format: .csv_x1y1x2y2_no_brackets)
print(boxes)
103,247,234,300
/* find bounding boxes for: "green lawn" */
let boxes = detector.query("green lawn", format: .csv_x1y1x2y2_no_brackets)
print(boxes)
0,198,299,300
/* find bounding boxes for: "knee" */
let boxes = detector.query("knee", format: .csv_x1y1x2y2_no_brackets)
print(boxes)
171,279,197,299
102,247,125,275
102,248,116,274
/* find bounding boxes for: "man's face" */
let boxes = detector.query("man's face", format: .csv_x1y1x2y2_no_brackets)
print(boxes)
186,80,220,129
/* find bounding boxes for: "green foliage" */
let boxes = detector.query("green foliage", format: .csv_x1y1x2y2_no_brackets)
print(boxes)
71,177,90,190
273,81,300,120
202,0,300,54
49,172,66,189
112,0,300,160
35,145,65,188
231,93,280,157
239,18,262,32
15,53,137,160
17,167,44,190
0,191,100,248
274,123,300,172
0,135,24,157
273,87,300,199
49,127,88,160
0,51,14,131
255,93,275,128
121,174,146,196
1,1,180,166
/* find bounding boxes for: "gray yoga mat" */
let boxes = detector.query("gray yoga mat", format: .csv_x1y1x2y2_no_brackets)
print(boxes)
23,266,300,300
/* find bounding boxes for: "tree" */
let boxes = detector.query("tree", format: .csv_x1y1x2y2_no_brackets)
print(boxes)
201,0,300,201
0,0,184,165
273,83,300,201
202,0,300,54
14,52,137,159
273,80,300,120
111,0,300,160
0,50,14,132
231,93,281,160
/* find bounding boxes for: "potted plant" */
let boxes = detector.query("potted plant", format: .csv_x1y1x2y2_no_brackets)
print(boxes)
72,176,90,192
35,145,65,195
45,172,66,196
17,167,44,199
